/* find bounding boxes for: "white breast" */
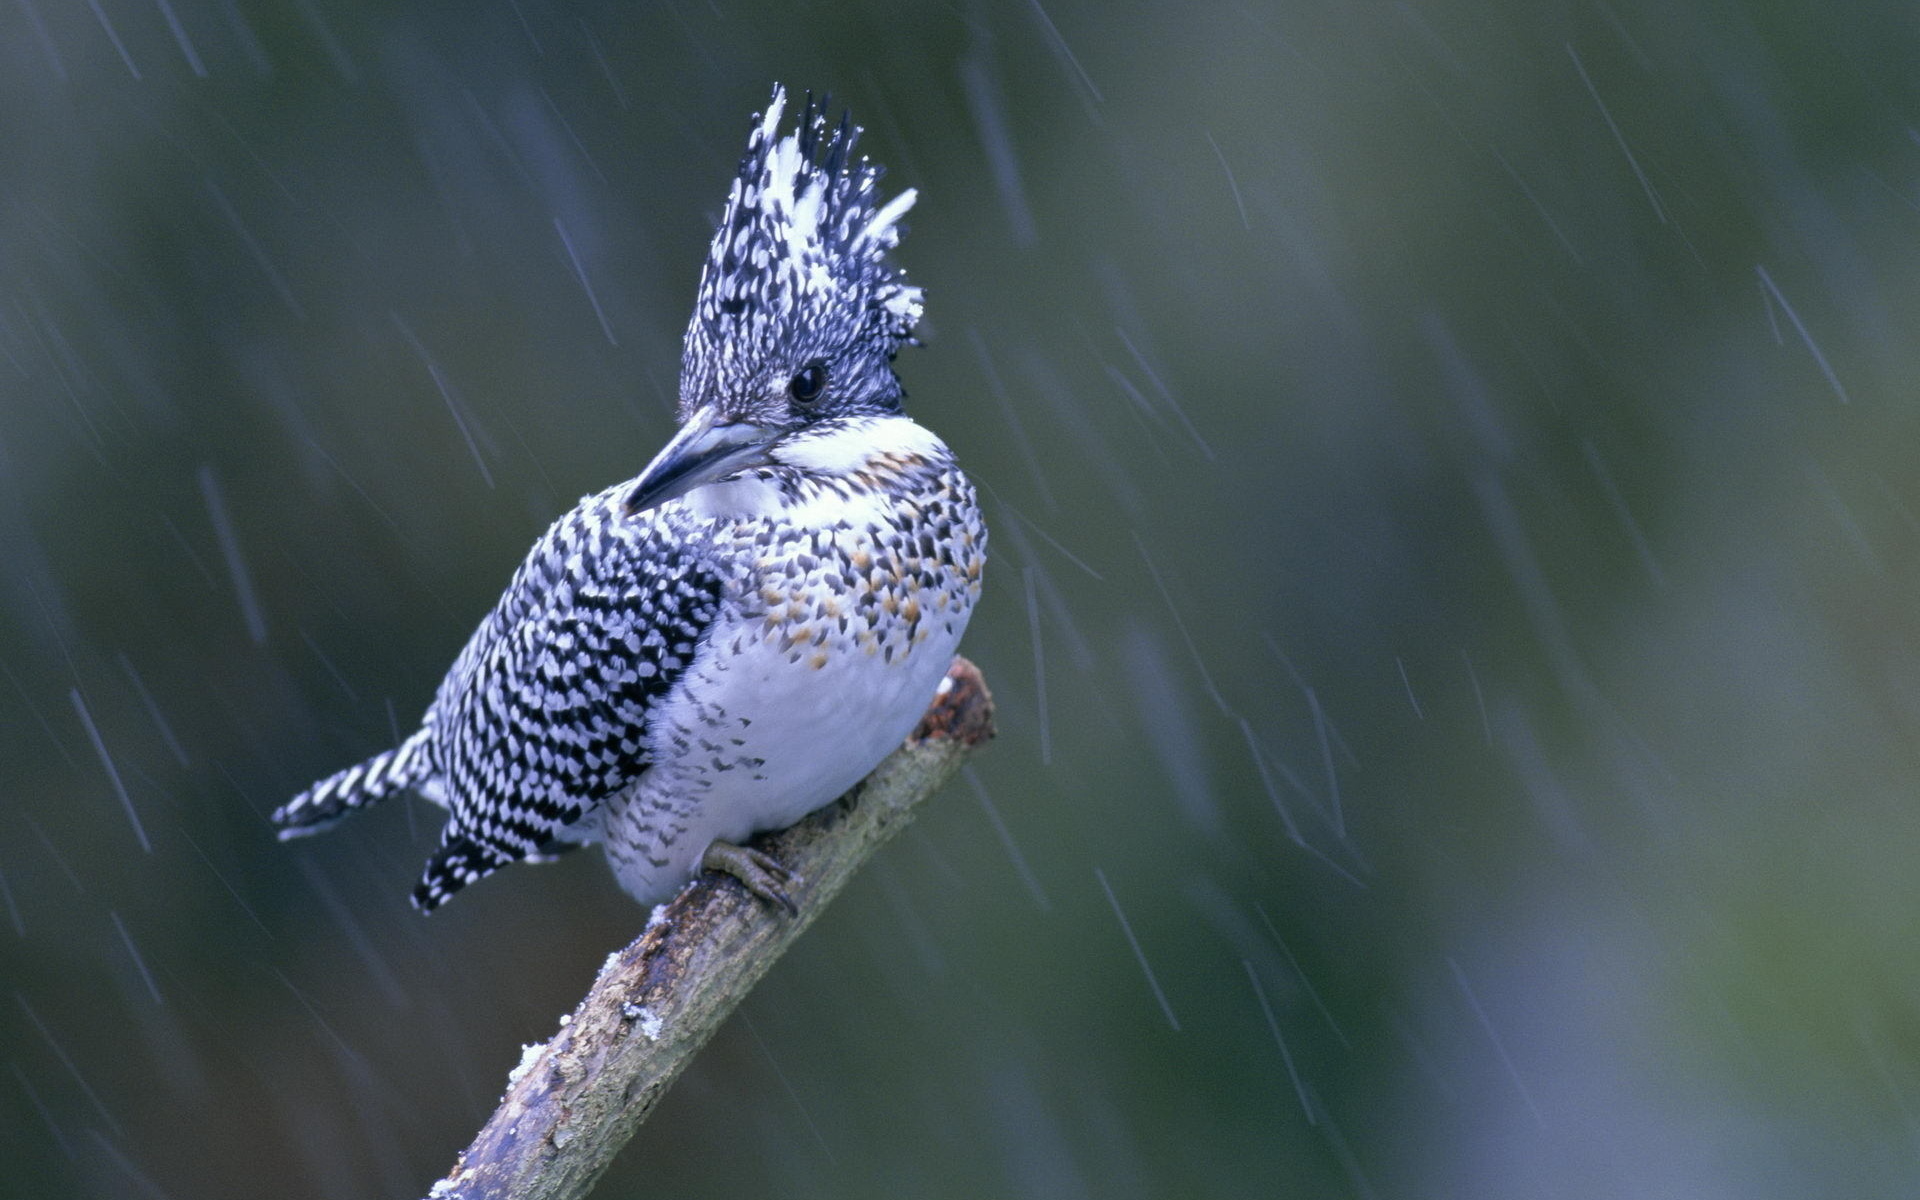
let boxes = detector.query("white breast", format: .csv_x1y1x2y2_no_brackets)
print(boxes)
595,417,984,905
692,606,967,828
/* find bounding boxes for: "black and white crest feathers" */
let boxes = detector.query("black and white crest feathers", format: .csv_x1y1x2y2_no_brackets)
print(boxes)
680,86,924,417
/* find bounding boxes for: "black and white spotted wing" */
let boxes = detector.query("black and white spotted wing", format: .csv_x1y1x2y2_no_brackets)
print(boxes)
412,493,723,911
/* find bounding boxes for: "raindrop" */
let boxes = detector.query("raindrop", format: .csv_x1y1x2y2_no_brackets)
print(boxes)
295,858,407,1010
153,0,208,76
87,1128,172,1199
1114,326,1214,462
1025,0,1104,106
118,653,190,768
11,1064,74,1161
1489,145,1582,263
391,315,498,489
13,0,66,80
1305,685,1342,839
1094,867,1180,1032
24,815,84,893
1131,532,1227,717
554,217,619,346
969,332,1057,514
69,688,150,854
1254,904,1350,1049
741,1012,837,1165
16,993,123,1138
0,867,21,937
1567,43,1667,224
110,912,164,1006
964,767,1050,912
1756,263,1851,405
1448,957,1546,1129
504,0,543,55
1024,566,1050,766
205,180,304,318
577,20,628,109
300,629,361,704
1461,648,1491,746
1395,656,1425,720
86,0,142,79
1203,131,1250,232
1242,959,1314,1125
960,53,1039,247
198,465,269,646
291,0,356,83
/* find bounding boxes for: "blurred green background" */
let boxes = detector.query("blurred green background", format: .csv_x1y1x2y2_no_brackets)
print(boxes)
6,1,1920,1196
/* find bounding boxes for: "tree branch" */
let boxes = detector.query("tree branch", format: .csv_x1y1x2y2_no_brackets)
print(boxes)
428,657,995,1200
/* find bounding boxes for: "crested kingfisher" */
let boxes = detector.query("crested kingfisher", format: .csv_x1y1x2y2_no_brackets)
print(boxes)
273,86,985,913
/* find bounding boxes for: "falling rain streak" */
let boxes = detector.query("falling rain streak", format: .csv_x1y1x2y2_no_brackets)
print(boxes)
555,217,619,346
1095,868,1180,1032
964,767,1050,911
0,868,23,937
204,180,304,318
3,6,1915,1197
1566,43,1667,224
86,0,141,79
13,1063,73,1161
960,55,1039,248
1255,904,1350,1049
152,0,207,76
1395,657,1424,720
16,994,123,1139
197,465,267,646
392,315,497,489
110,912,164,1006
1204,131,1251,231
1243,959,1314,1125
1448,958,1545,1130
1023,565,1050,765
116,654,190,768
1114,326,1213,462
1305,686,1342,839
69,689,149,854
1756,264,1852,405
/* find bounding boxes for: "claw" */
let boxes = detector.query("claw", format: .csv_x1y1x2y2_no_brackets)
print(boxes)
701,841,800,914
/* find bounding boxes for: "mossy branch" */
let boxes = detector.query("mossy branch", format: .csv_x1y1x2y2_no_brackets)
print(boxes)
428,657,995,1200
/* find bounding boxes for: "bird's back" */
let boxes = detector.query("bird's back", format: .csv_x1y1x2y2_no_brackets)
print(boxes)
411,488,724,908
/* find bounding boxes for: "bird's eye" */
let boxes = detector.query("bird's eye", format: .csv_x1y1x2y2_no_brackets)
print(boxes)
788,360,829,406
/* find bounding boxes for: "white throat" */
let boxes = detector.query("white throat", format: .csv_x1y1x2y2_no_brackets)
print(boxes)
681,414,947,527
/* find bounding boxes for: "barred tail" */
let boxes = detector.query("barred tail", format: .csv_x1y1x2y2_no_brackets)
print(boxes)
412,835,514,913
272,728,435,839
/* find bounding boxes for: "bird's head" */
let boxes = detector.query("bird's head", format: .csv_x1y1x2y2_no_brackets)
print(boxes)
625,86,925,515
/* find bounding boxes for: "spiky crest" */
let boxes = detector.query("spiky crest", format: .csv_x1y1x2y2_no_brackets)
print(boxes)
679,85,923,419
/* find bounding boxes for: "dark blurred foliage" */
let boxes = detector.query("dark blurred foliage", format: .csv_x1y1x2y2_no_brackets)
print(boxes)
7,1,1920,1197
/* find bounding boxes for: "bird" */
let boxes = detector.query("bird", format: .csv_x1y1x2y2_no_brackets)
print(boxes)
272,86,985,914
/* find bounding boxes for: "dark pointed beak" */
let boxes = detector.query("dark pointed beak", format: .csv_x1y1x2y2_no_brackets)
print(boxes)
622,408,780,515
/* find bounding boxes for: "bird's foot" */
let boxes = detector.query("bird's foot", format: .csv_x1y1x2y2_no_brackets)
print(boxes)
701,841,800,915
